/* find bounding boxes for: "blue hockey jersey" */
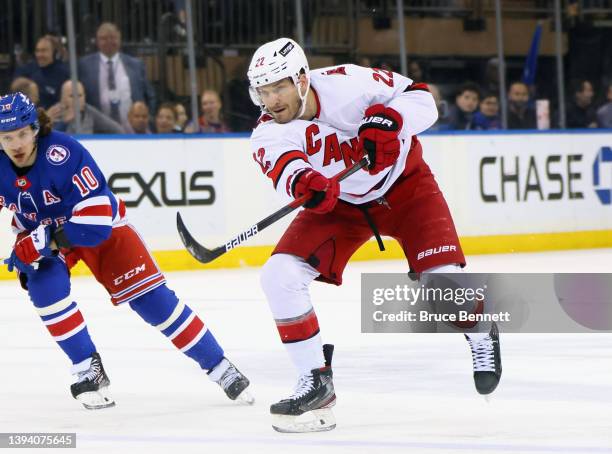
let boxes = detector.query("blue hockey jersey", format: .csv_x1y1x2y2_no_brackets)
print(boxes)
0,130,123,247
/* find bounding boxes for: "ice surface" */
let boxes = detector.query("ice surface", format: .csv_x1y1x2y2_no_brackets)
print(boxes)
1,249,611,453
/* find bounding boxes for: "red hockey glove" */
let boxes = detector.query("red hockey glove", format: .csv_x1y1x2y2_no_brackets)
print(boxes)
14,224,53,265
358,104,403,175
292,169,340,214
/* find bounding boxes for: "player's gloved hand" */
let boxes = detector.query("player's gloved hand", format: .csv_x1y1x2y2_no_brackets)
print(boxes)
292,169,340,214
358,104,403,175
3,251,38,274
14,224,53,265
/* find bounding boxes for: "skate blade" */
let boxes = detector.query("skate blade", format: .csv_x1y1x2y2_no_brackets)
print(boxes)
272,408,336,433
236,389,255,405
76,387,116,410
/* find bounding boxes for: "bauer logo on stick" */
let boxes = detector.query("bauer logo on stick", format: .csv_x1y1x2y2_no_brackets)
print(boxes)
225,225,259,251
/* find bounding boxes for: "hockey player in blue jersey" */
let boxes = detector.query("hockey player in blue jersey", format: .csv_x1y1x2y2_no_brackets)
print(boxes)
0,92,253,409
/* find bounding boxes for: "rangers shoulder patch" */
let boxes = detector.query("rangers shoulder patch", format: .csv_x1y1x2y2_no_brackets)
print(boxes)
46,144,71,165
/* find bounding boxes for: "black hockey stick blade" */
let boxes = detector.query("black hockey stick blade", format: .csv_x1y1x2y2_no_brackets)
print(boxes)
177,156,369,264
176,212,225,263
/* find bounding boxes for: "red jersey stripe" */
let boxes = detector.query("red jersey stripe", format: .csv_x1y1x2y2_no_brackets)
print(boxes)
73,205,113,218
111,274,166,305
267,150,307,188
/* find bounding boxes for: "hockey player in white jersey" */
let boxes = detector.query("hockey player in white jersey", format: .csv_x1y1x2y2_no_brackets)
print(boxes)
248,38,502,433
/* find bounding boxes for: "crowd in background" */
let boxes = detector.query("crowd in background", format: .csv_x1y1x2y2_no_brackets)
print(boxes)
4,19,612,134
7,23,230,135
426,74,612,131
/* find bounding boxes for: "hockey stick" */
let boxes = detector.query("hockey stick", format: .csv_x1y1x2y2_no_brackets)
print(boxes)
177,156,369,264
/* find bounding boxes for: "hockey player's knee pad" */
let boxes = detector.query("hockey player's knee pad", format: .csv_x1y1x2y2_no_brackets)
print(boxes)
129,284,180,326
26,257,71,309
260,254,319,297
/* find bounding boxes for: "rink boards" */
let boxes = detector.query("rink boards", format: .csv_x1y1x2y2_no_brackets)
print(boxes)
0,130,610,278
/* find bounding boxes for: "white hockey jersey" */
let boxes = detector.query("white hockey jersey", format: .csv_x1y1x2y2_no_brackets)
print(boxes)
250,64,438,205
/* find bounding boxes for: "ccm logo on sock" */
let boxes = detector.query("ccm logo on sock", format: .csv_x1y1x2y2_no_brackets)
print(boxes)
417,245,457,260
113,264,146,285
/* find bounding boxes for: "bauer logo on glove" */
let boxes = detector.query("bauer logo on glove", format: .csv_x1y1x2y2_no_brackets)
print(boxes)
358,104,404,175
359,115,397,130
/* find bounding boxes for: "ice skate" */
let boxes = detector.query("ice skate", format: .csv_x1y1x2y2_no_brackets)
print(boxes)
70,352,115,410
465,321,502,395
271,344,336,433
208,357,254,404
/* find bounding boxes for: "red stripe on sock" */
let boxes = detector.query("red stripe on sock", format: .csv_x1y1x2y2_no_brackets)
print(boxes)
47,311,84,337
172,316,205,350
276,310,320,343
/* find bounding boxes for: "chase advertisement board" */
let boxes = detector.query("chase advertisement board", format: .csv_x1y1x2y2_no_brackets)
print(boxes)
421,133,612,237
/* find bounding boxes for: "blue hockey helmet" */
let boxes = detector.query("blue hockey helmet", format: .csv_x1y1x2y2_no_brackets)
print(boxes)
0,92,38,133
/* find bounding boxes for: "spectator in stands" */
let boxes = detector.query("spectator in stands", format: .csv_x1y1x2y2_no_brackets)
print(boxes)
171,0,187,25
374,60,395,72
10,77,40,105
155,102,180,134
482,57,501,97
78,22,156,130
186,89,230,133
175,102,189,132
48,80,125,134
596,81,612,128
14,35,69,109
427,83,450,130
507,81,537,129
408,60,425,83
447,82,480,130
566,79,597,128
126,101,152,134
473,93,501,130
356,56,372,68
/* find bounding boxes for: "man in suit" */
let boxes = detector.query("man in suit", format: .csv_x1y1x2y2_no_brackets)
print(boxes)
78,22,155,130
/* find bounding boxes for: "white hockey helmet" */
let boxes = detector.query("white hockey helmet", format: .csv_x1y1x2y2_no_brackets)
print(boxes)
247,38,310,116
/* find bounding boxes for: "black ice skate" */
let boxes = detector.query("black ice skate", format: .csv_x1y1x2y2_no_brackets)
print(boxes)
465,321,502,395
70,352,115,410
208,357,254,404
271,344,336,433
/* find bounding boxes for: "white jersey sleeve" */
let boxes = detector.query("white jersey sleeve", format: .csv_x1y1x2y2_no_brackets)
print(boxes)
387,83,438,139
250,116,312,203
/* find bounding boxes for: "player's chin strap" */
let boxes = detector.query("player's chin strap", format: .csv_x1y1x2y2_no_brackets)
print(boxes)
294,77,311,120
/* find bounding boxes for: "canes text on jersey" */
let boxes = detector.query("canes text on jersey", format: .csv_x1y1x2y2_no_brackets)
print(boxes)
305,124,362,167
